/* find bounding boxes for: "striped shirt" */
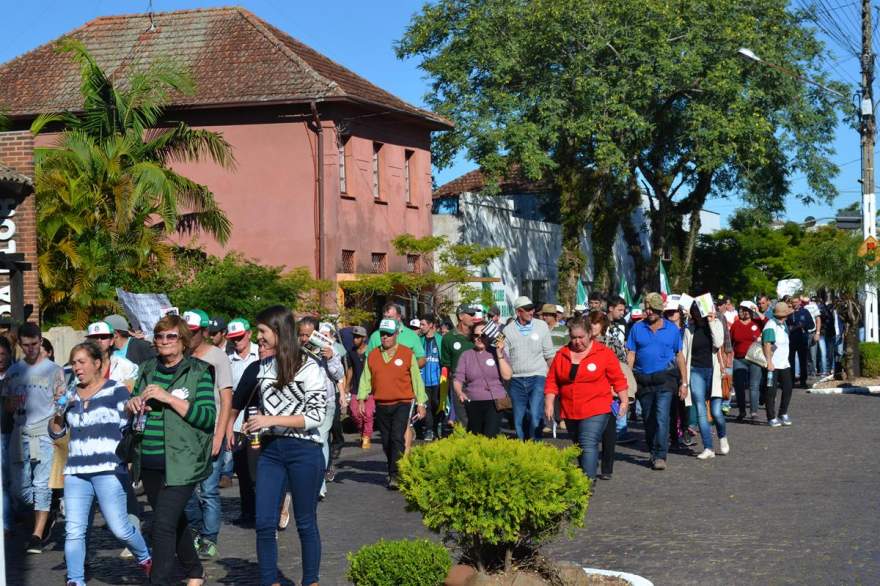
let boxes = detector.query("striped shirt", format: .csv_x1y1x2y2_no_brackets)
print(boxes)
141,362,216,470
48,380,130,476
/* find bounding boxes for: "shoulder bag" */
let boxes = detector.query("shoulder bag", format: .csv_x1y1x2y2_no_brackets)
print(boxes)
744,341,768,368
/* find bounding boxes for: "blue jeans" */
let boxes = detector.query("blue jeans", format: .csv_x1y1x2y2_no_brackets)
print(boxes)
17,433,54,512
732,358,761,415
509,376,546,439
636,383,673,461
221,446,234,479
818,335,833,374
64,473,150,585
255,436,324,586
185,445,224,543
689,366,726,450
566,413,609,479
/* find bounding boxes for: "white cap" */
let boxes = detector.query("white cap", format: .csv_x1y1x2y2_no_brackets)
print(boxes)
513,296,534,309
86,321,113,336
740,300,759,313
574,304,587,312
378,319,398,334
409,318,421,328
555,305,564,314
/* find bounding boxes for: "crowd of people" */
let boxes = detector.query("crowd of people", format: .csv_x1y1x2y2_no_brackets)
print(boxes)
0,289,837,585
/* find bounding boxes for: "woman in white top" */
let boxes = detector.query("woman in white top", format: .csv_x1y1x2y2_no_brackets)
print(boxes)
242,305,327,586
762,302,794,427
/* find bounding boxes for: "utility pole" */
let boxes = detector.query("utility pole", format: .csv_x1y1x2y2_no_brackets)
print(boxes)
861,0,878,342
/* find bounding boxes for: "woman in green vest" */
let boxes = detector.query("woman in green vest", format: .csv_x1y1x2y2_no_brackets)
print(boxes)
126,314,216,586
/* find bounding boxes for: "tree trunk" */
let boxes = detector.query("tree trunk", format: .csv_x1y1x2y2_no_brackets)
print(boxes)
843,298,861,379
675,207,701,291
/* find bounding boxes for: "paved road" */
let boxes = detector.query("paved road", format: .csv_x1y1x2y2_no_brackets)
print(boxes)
6,390,879,585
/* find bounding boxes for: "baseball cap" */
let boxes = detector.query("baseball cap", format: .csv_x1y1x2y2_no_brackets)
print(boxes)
379,319,399,334
456,304,477,316
86,321,114,337
473,309,484,322
351,326,367,337
739,301,758,313
631,308,645,320
183,309,210,331
208,316,227,334
574,304,587,313
226,317,250,339
104,314,130,333
409,318,421,328
540,303,556,314
555,305,564,314
644,292,664,311
513,296,534,310
488,305,501,317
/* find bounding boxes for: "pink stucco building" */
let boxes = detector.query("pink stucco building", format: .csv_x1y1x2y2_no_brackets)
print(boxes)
0,7,450,304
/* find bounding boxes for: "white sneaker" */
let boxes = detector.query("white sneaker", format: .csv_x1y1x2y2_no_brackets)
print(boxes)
696,449,715,460
719,437,730,455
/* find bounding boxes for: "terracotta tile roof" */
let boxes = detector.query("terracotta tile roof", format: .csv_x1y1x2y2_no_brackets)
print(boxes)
0,7,451,129
0,162,33,187
433,167,549,198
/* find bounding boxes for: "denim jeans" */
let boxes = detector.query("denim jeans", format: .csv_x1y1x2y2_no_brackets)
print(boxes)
17,433,54,512
255,436,324,586
64,473,150,585
636,384,673,461
689,366,726,450
817,334,833,374
185,445,224,544
508,376,546,439
566,413,609,479
732,358,762,415
221,446,234,479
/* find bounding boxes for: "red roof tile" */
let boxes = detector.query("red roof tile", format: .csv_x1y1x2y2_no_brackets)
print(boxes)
0,7,451,129
433,167,549,198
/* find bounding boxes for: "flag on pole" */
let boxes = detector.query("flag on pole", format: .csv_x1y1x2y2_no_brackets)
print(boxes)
618,276,634,308
576,279,588,306
659,262,670,295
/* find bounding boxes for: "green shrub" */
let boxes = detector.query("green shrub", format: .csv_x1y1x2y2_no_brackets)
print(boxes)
346,538,451,586
860,342,880,377
398,428,591,571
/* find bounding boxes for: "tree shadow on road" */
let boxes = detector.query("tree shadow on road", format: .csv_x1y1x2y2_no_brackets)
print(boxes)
215,557,297,585
333,458,389,486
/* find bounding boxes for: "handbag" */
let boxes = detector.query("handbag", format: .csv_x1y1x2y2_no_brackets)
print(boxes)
744,341,768,368
720,372,732,401
493,394,513,411
115,422,140,464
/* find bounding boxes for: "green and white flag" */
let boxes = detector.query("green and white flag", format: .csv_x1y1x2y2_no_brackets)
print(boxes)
659,262,670,295
576,279,588,306
619,276,634,309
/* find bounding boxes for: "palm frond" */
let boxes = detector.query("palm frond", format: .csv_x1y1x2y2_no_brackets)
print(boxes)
143,124,236,169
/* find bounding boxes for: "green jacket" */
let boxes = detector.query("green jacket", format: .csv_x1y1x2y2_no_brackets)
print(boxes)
130,357,214,486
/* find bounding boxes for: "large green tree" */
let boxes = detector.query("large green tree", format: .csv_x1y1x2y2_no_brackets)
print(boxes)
32,40,234,325
398,0,843,301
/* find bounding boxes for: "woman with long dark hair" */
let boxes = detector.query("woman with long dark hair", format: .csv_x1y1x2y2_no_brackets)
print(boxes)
683,304,728,459
243,306,327,586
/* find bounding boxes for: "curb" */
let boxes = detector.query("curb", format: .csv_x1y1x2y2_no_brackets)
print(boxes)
808,385,880,395
583,567,653,586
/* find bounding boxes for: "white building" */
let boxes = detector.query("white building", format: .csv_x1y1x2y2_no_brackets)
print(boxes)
432,169,720,317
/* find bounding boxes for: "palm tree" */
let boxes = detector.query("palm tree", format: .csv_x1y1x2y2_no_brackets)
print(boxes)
32,39,235,324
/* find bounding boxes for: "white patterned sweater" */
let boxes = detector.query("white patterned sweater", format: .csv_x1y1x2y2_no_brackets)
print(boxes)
257,356,327,443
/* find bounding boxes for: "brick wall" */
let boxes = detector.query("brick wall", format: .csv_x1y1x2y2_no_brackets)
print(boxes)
0,131,39,320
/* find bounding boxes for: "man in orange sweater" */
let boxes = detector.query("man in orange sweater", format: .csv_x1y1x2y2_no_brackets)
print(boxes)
357,319,428,489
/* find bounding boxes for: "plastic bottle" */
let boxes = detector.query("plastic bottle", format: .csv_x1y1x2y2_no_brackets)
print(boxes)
54,394,69,417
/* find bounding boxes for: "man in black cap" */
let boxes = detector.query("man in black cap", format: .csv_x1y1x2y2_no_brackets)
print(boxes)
208,316,228,349
104,314,156,365
440,304,478,428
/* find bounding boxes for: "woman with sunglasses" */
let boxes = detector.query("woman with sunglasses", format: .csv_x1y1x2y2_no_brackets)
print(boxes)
242,306,328,586
126,315,216,586
452,322,512,437
49,341,152,586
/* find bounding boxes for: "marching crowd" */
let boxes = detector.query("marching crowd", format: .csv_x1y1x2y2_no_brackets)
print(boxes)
0,289,837,585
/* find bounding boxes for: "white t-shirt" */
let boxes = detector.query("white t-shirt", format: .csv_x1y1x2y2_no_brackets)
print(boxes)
762,318,790,370
804,303,821,332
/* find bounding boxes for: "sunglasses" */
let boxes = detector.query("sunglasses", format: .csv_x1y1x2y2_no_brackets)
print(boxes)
379,332,395,338
88,334,113,340
155,332,181,343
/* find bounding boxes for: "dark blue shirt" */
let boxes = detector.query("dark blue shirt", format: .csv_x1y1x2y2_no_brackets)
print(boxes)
786,308,815,342
420,336,441,387
626,318,683,375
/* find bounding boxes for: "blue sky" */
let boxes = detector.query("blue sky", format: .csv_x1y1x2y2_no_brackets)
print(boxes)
0,0,863,226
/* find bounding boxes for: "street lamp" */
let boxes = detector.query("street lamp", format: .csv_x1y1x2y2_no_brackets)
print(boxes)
738,46,878,342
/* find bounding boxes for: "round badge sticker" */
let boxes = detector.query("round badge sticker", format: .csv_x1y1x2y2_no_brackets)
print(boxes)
586,363,597,372
530,333,540,341
485,358,496,367
393,358,404,367
751,325,758,331
453,342,462,350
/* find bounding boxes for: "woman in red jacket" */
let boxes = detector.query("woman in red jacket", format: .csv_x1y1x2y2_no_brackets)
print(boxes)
544,316,629,479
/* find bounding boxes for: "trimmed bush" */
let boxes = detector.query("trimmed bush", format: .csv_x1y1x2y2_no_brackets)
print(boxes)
346,538,451,586
398,428,591,571
860,342,880,377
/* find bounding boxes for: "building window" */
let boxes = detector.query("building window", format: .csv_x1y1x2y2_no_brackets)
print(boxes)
407,254,421,274
432,196,460,215
341,249,355,273
338,138,348,194
372,142,382,198
404,149,414,203
521,279,547,304
371,252,387,274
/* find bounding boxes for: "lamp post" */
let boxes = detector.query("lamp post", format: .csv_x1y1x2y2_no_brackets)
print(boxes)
738,46,878,342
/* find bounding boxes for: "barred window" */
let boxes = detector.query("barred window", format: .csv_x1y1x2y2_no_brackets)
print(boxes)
407,254,421,274
341,249,355,273
371,252,387,274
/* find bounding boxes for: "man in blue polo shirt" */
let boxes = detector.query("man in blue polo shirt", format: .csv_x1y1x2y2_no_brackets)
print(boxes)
626,292,689,471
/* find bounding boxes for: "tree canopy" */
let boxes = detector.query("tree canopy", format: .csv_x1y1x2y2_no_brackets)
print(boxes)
398,0,845,301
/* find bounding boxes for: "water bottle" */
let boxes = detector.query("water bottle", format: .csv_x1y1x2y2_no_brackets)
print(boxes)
54,394,69,417
132,408,148,433
766,370,775,388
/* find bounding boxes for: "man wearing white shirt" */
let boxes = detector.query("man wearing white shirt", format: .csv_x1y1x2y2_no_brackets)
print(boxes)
223,318,259,516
